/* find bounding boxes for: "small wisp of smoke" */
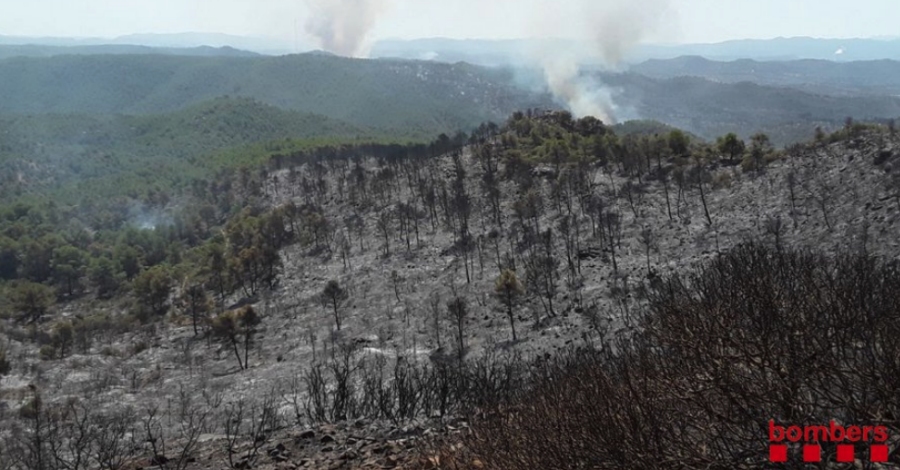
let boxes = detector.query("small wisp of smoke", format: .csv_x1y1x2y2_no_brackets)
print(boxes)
303,0,389,57
128,204,173,231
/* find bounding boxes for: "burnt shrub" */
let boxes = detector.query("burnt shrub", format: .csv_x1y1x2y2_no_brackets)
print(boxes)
424,243,900,469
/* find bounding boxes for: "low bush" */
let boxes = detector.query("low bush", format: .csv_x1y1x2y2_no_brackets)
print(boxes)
423,243,900,469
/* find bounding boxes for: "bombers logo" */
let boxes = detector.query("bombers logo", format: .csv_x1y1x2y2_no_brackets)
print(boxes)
768,420,890,463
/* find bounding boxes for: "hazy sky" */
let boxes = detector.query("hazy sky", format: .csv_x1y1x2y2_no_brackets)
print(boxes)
0,0,897,45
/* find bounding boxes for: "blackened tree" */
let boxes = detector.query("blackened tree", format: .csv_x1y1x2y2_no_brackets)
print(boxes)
178,281,212,336
495,269,525,341
447,296,468,361
322,280,348,331
212,306,260,370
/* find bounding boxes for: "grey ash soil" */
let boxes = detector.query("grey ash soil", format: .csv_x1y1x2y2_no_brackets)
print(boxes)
184,418,462,469
3,127,900,469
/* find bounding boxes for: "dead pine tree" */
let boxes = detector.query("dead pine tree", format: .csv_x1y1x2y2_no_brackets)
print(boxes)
390,270,404,304
211,306,261,370
801,157,836,231
429,293,443,350
691,161,713,226
376,209,393,257
495,269,524,342
673,167,688,219
447,296,468,362
765,216,785,253
639,227,655,276
322,280,348,331
604,212,622,275
786,170,799,228
660,168,674,221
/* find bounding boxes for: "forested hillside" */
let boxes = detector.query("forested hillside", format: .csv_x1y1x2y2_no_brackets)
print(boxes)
2,109,899,468
0,53,553,135
0,97,375,202
3,52,900,149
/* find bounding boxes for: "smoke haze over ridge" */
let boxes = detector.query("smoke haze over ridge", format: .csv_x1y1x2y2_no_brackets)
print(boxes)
301,0,670,122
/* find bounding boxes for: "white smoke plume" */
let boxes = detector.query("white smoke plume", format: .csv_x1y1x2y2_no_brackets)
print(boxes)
304,0,390,57
535,0,670,122
541,54,617,123
585,0,670,65
299,0,667,119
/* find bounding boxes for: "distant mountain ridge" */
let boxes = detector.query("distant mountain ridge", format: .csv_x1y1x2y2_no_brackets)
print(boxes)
0,44,259,59
372,36,900,65
629,56,900,96
601,72,900,145
1,48,898,147
636,37,900,61
5,34,900,62
0,32,297,55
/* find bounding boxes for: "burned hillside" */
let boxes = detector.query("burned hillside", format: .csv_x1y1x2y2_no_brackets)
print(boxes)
2,112,900,469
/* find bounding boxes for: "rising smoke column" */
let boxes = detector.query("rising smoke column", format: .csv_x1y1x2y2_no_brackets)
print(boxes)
541,54,617,122
586,0,670,65
304,0,389,57
536,0,670,122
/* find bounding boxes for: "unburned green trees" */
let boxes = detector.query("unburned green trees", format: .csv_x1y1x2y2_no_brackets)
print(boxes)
745,133,773,173
88,256,121,299
203,242,230,302
10,281,55,323
0,236,19,280
717,133,745,163
224,211,283,296
51,245,86,297
132,265,173,315
667,129,690,158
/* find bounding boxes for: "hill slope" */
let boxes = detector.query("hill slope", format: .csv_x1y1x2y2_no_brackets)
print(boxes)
0,53,554,135
603,72,900,144
0,97,371,200
4,52,900,147
2,113,900,469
